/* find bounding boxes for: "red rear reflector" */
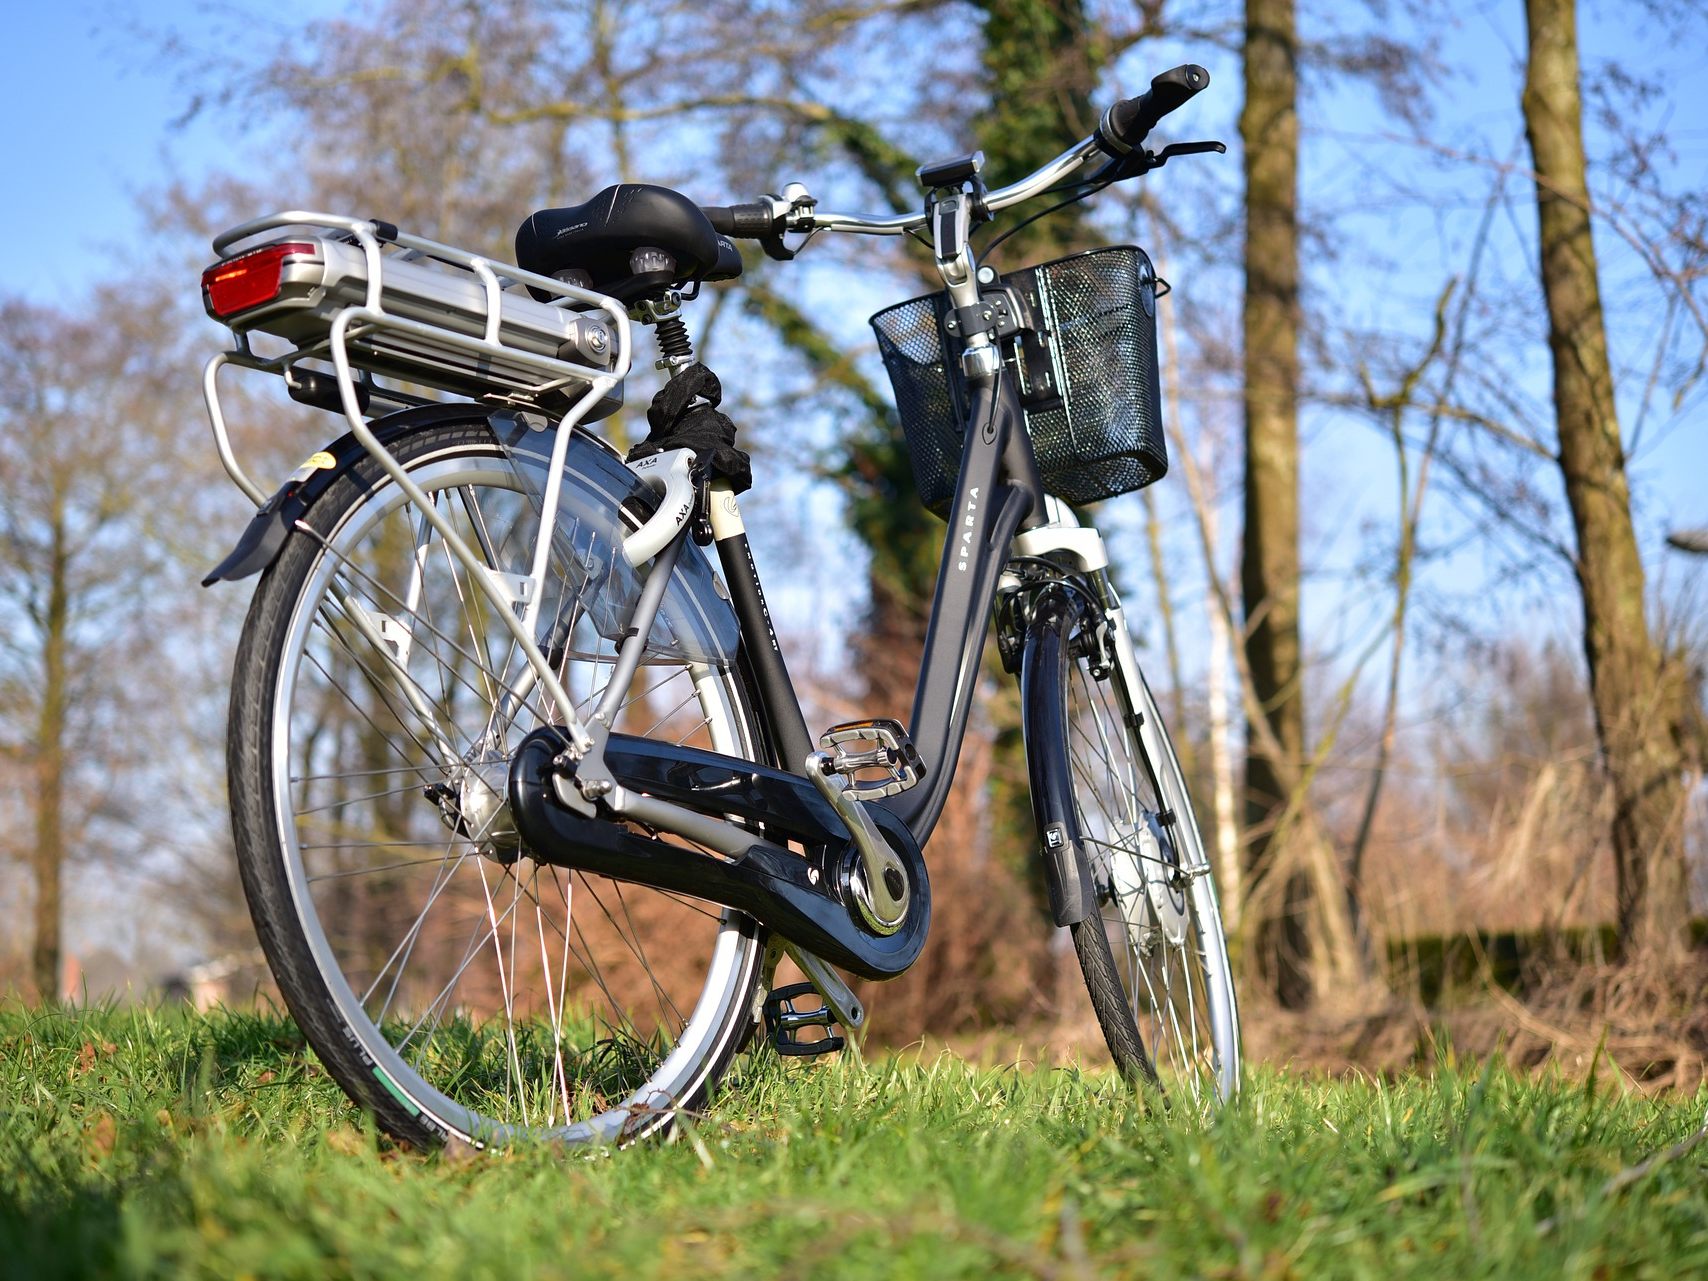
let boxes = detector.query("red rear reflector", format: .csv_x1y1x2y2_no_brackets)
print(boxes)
202,242,317,318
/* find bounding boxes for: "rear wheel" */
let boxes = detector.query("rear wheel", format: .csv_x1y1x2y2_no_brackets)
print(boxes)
1062,604,1240,1107
227,419,766,1148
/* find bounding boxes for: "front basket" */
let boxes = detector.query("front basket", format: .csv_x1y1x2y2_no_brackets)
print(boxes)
870,246,1167,516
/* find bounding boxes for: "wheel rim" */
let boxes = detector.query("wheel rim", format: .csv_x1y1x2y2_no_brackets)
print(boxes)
1065,654,1238,1106
267,444,760,1145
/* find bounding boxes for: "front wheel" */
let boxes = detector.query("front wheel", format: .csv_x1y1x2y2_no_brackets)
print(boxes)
1060,604,1240,1107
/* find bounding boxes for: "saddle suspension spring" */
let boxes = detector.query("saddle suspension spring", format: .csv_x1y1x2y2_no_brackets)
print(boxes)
654,314,695,369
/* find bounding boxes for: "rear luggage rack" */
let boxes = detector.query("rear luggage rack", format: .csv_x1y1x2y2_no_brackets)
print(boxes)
200,211,632,506
200,212,640,761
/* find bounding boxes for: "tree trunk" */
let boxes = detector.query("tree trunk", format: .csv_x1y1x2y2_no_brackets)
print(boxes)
1521,0,1691,961
1204,450,1244,937
1239,0,1313,1007
32,505,69,1002
1152,229,1242,932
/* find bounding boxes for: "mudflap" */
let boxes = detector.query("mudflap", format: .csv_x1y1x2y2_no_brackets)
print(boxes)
201,402,506,586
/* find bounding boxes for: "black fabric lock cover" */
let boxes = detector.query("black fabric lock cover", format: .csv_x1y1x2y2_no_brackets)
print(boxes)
627,363,752,493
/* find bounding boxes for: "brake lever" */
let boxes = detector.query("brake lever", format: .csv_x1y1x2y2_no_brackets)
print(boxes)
1093,138,1228,184
1155,139,1227,163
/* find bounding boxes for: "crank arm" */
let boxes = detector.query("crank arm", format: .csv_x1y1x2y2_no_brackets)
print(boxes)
805,752,909,934
783,943,866,1038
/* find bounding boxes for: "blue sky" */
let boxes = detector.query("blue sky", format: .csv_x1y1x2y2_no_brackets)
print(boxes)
2,4,178,301
5,0,1703,643
0,1,341,303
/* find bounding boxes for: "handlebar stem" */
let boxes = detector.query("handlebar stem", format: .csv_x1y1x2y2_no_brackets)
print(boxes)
930,190,976,289
926,188,1000,381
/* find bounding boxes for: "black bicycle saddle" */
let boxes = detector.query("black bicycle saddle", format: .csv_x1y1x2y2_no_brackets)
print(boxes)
515,184,738,300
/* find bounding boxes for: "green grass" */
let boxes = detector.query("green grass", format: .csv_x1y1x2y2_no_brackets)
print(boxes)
3,1005,1705,1279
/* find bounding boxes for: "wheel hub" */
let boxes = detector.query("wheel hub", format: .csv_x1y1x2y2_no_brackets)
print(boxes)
1108,812,1189,950
428,753,520,862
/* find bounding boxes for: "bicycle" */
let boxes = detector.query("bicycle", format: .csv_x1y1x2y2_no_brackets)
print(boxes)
197,63,1239,1148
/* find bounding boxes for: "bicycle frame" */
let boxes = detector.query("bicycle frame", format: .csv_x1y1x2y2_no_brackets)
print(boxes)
605,373,1033,819
510,274,1127,981
197,180,1127,1000
197,60,1242,1132
556,276,1060,834
499,362,1078,983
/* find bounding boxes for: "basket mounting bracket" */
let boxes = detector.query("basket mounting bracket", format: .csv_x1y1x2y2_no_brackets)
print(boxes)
941,287,1026,343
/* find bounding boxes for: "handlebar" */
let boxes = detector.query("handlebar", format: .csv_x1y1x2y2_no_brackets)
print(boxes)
703,63,1212,242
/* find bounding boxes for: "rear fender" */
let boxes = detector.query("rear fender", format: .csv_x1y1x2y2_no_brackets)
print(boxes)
201,402,509,586
202,403,741,669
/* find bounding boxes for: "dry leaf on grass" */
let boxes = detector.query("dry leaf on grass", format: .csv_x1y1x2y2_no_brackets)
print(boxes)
83,1112,117,1160
325,1126,366,1157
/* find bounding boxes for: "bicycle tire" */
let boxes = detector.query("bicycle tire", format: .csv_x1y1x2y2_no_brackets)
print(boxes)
1059,602,1240,1106
227,418,766,1148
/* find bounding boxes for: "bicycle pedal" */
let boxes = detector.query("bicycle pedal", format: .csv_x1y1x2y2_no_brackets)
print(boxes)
762,983,847,1058
817,718,925,799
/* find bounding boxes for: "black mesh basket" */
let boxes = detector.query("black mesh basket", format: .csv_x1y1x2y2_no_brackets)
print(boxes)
869,245,1167,516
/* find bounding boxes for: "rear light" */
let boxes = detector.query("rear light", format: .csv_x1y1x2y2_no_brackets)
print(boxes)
202,242,318,318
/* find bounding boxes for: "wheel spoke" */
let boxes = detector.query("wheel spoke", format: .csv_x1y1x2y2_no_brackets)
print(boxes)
367,841,476,1022
475,857,529,1124
308,529,570,750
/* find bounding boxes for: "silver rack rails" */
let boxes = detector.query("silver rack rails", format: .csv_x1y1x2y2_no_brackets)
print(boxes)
200,211,633,507
204,211,629,412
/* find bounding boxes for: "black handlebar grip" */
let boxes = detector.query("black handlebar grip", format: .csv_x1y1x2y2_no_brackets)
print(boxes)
1097,64,1211,154
702,202,780,238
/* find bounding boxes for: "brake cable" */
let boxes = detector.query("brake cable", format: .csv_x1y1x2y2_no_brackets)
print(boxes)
981,175,1116,257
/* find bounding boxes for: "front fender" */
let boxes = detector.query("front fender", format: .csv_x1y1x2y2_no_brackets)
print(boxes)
1018,583,1099,927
